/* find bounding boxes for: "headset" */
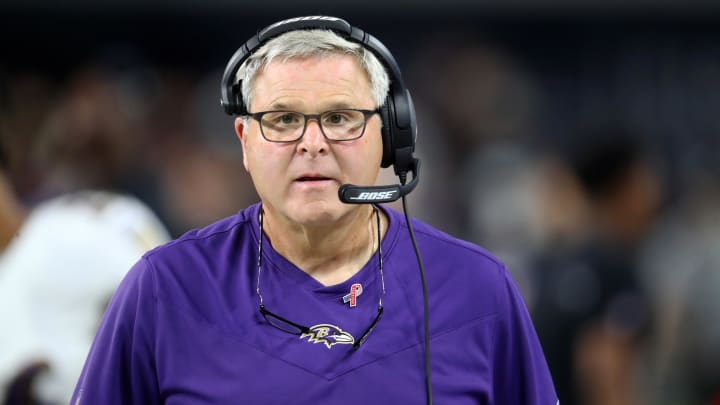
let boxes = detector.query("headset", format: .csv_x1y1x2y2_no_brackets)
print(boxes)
220,16,432,404
219,15,420,204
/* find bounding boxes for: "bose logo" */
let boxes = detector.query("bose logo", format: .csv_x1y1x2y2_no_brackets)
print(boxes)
263,16,343,33
350,191,397,201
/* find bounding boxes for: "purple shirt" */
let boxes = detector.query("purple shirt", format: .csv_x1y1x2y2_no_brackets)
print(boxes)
73,203,557,404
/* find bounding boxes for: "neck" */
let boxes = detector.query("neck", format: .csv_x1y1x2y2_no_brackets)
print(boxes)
261,205,385,286
0,175,26,251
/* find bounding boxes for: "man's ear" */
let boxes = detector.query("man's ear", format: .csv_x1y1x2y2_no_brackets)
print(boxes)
234,117,250,172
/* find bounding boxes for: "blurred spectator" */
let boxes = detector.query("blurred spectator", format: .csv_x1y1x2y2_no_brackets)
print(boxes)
406,33,542,244
0,74,55,200
146,69,258,236
0,71,171,404
29,68,149,200
638,170,720,404
532,127,663,405
407,33,553,307
13,62,259,238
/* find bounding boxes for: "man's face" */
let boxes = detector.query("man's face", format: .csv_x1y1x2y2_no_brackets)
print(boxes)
236,54,383,226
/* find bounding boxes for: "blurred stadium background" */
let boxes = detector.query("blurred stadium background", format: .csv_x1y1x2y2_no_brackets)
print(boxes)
1,1,720,404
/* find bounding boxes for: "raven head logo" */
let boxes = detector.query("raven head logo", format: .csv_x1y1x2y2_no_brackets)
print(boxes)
300,324,355,349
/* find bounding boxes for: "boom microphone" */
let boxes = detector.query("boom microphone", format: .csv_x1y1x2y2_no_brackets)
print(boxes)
338,159,420,204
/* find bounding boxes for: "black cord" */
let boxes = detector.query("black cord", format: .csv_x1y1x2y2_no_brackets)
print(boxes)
399,173,433,405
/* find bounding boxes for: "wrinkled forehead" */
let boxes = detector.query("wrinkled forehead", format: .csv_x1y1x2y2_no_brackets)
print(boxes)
250,55,374,110
242,48,368,86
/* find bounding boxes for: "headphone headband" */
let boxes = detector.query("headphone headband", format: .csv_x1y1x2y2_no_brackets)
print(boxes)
260,16,352,39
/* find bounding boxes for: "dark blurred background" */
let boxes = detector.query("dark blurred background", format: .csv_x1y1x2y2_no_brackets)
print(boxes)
2,2,720,404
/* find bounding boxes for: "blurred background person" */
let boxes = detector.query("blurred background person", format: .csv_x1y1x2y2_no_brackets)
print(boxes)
146,69,259,236
0,69,171,404
637,160,720,404
400,35,550,309
532,128,663,405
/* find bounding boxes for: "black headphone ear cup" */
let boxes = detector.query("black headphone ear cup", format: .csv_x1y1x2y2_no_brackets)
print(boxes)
379,99,394,168
232,83,245,115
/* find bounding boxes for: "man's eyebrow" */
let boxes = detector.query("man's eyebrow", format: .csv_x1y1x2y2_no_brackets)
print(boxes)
267,102,294,110
323,101,357,110
265,101,368,112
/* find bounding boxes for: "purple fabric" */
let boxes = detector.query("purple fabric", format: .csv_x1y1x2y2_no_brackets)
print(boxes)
72,203,557,404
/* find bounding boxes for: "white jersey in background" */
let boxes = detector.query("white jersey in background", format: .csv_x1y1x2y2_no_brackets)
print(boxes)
0,190,170,404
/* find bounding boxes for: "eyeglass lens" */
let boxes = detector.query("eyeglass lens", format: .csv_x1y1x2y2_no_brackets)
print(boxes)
260,110,367,141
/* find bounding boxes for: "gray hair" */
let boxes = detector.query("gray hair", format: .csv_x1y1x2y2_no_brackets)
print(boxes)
236,29,390,111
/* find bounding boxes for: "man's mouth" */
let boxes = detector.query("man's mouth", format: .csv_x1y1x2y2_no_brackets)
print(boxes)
295,176,332,183
296,175,332,182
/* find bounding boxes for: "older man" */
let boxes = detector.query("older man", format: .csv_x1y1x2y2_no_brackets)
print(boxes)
73,16,557,404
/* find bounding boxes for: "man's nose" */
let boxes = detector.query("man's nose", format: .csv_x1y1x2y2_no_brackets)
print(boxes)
297,118,328,156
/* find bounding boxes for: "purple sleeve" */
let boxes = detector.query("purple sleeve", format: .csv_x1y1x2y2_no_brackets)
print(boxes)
492,267,558,404
71,258,160,404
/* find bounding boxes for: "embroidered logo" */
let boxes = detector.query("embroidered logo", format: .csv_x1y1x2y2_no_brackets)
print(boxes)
300,324,355,349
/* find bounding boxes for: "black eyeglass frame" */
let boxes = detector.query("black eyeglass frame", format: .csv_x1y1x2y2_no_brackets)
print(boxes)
256,206,385,350
247,108,380,143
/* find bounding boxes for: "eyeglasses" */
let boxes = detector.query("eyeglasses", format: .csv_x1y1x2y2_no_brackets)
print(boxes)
256,207,385,350
247,108,380,143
